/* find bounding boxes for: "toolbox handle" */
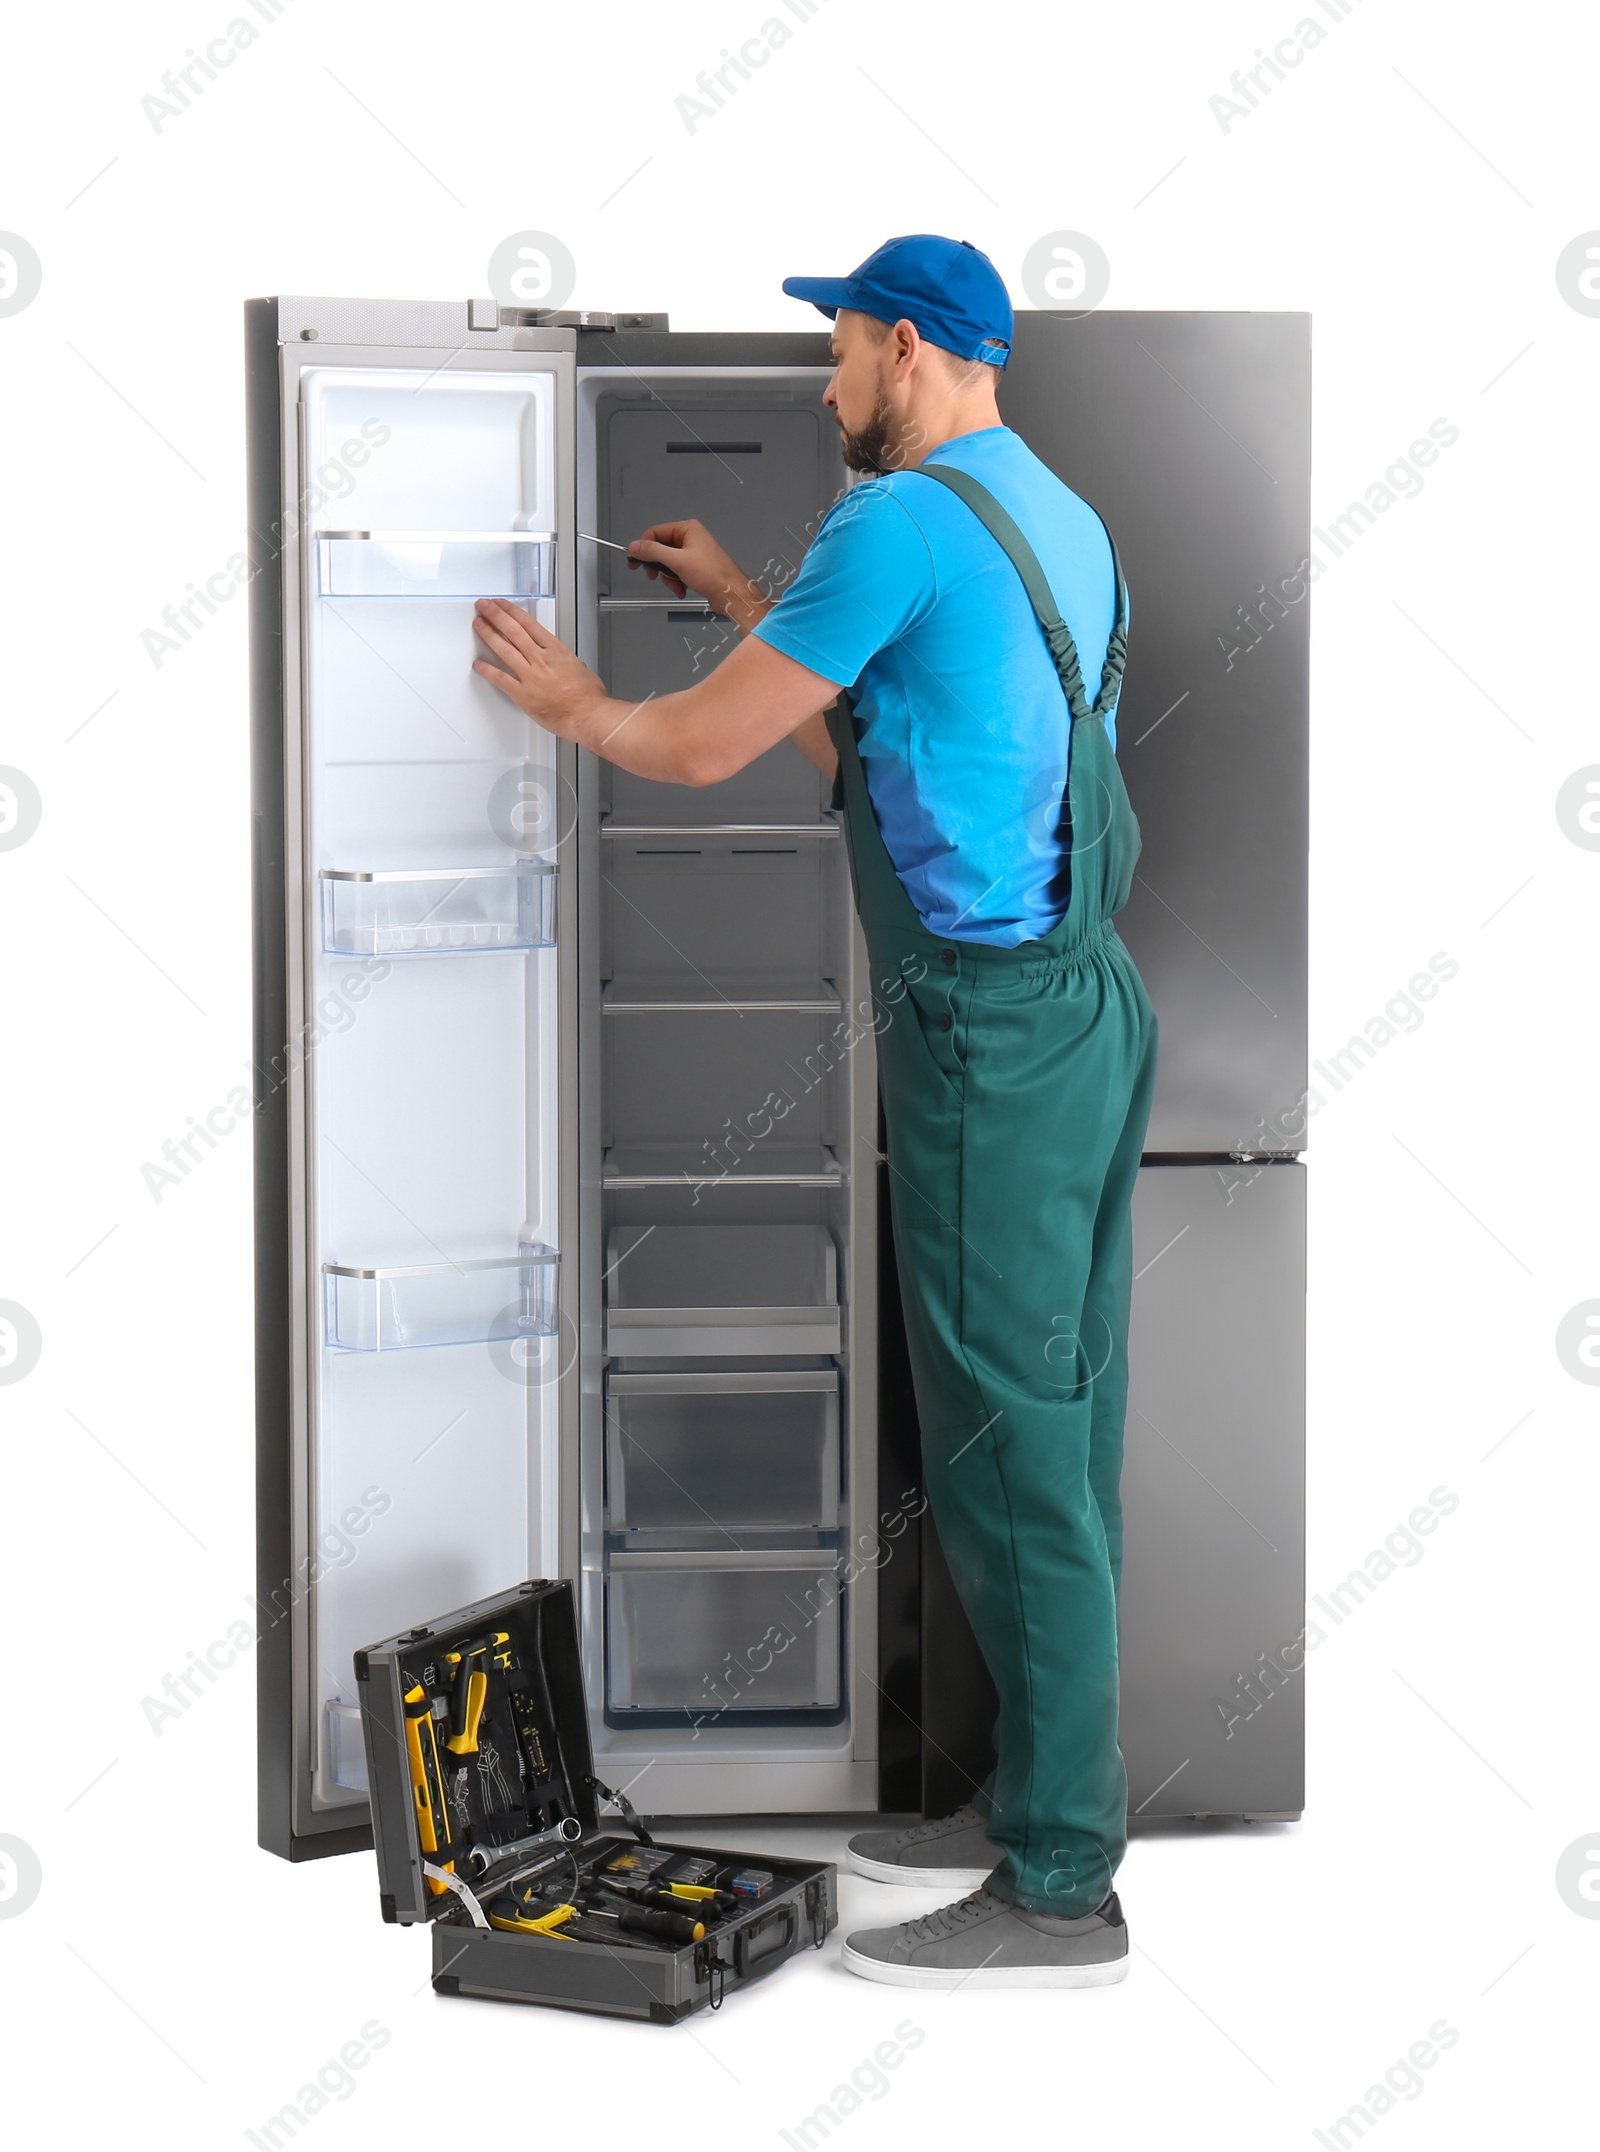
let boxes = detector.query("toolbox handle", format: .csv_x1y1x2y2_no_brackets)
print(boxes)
731,1901,798,1981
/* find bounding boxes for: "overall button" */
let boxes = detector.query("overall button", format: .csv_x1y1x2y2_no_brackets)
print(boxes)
940,948,957,965
937,1013,953,1031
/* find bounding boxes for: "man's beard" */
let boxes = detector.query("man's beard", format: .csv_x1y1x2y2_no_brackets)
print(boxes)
838,397,902,475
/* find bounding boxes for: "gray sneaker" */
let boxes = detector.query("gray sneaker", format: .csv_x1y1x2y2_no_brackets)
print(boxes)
845,1805,1003,1889
842,1886,1129,1990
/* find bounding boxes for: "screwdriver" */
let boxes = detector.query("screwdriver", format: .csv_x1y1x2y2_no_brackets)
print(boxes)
584,1895,705,1945
577,530,686,596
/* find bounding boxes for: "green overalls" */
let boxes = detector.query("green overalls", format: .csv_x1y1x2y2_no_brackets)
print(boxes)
828,464,1158,1917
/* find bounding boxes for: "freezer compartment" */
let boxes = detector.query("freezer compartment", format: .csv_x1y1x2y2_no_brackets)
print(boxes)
606,1370,841,1531
323,1247,557,1353
316,532,554,599
605,1223,840,1357
320,864,556,957
606,1548,844,1714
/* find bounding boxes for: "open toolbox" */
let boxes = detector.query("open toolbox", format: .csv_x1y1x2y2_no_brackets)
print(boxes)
356,1579,837,2020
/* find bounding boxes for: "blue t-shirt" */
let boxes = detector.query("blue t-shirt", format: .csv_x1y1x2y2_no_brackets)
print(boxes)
753,425,1123,947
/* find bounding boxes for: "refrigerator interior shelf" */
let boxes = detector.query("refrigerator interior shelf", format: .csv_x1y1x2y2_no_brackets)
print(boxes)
601,974,840,1014
599,821,841,840
316,530,554,599
323,1247,558,1353
601,1143,844,1188
607,1544,844,1572
597,596,727,615
605,1305,842,1357
319,863,555,956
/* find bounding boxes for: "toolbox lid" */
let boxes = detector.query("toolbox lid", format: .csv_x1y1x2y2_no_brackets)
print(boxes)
355,1579,604,1926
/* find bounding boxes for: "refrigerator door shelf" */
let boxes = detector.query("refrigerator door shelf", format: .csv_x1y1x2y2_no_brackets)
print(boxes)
605,1369,841,1530
323,1700,368,1793
602,1142,844,1188
606,1551,844,1714
601,973,840,1014
323,1248,558,1353
319,863,555,957
315,531,555,599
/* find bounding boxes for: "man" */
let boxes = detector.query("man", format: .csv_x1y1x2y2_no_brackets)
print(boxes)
471,234,1157,1991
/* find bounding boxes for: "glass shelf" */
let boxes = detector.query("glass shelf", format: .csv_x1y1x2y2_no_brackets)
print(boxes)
316,530,554,599
602,1143,844,1189
323,1247,557,1353
319,864,555,957
599,820,841,840
601,973,840,1014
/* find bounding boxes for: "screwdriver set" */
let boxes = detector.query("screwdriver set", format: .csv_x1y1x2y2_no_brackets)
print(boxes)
356,1580,836,2020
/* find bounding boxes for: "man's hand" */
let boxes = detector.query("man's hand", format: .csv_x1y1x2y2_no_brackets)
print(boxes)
471,601,606,736
626,520,771,632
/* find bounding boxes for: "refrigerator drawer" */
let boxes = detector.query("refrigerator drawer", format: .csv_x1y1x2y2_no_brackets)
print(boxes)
604,1224,840,1357
320,864,556,957
605,1370,840,1531
606,1551,843,1714
323,1248,557,1353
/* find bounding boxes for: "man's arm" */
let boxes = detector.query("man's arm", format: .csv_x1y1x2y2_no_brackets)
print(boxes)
471,515,841,784
471,600,839,786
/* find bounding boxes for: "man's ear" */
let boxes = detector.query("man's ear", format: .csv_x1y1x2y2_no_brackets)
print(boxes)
893,319,921,379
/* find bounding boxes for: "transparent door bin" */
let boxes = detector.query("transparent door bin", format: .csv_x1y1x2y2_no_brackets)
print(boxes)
605,1223,841,1357
605,1371,840,1531
606,1553,843,1713
320,864,555,957
324,1700,368,1793
316,531,554,599
323,1247,557,1353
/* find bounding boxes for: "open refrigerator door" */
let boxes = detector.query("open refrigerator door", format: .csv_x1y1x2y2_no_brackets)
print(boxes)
250,301,578,1851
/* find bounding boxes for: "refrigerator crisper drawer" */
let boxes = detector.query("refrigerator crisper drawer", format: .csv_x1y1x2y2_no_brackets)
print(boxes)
605,1370,840,1530
323,1248,557,1353
320,864,555,957
604,1223,840,1357
606,1550,843,1713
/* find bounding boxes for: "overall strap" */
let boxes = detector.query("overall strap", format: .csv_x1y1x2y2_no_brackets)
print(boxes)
914,462,1128,725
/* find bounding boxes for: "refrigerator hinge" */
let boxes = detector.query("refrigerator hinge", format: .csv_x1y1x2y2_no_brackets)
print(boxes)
498,307,669,331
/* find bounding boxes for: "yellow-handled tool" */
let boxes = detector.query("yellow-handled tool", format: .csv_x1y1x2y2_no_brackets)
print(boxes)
443,1632,508,1756
488,1901,578,1938
403,1683,454,1895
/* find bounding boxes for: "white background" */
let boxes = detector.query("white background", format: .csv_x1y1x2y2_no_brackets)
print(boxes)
1,0,1595,2143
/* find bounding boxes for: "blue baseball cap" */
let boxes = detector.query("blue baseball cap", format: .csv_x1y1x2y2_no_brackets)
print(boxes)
783,235,1013,370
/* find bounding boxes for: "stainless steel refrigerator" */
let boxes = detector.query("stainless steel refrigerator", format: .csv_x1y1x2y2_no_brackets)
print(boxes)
248,297,1308,1862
